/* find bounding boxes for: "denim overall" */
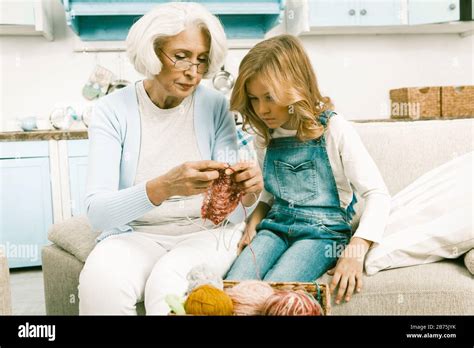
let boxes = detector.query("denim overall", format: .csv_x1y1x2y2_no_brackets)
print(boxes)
226,111,357,282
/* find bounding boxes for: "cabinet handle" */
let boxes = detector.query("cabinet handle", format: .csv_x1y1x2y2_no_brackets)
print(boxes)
360,9,367,16
348,9,356,16
449,3,456,10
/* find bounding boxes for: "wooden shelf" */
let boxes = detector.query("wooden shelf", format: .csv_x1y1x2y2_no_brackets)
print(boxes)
0,130,88,142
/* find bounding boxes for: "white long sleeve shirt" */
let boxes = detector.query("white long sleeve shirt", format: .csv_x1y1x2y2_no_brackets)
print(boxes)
255,113,391,244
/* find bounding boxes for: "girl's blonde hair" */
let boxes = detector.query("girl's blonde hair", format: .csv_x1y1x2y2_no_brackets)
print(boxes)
231,34,333,146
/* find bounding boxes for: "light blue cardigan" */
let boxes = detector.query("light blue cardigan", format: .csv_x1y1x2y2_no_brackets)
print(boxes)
85,82,252,241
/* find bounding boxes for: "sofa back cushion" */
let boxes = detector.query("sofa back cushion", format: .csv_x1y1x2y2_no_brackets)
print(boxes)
352,118,474,195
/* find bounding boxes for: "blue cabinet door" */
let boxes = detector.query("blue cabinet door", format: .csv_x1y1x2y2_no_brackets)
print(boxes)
0,157,53,268
358,0,403,26
309,0,403,27
67,140,89,217
69,157,88,216
309,0,359,26
409,0,460,24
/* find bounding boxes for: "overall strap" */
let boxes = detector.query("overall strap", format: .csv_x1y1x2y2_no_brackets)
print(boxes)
318,110,337,128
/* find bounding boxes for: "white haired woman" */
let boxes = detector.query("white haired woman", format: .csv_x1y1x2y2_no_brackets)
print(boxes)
78,2,263,315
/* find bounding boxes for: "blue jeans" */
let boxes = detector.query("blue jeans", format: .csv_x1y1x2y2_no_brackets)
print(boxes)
225,217,350,282
226,111,354,282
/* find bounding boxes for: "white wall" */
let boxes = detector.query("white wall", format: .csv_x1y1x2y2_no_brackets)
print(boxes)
0,0,472,131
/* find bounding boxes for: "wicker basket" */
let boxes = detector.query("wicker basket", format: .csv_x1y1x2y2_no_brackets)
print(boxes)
223,280,331,315
441,86,474,118
390,87,441,119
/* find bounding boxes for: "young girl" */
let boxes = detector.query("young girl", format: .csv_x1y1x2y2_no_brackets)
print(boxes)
225,35,391,304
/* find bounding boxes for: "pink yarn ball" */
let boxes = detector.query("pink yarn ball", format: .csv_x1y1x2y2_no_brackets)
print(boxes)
262,290,323,316
225,281,275,315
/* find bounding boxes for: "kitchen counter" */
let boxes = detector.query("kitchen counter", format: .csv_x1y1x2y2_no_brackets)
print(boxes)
0,129,88,142
0,116,472,142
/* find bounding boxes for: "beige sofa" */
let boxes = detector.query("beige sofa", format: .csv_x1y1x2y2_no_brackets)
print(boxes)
42,118,474,315
0,250,12,315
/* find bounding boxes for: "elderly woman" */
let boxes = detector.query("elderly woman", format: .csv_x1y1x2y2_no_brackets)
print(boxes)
79,2,263,315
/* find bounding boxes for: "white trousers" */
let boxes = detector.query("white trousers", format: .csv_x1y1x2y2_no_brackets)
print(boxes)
78,223,243,315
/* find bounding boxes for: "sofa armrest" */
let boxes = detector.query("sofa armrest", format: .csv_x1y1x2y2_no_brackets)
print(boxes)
48,216,100,263
464,249,474,275
0,251,12,315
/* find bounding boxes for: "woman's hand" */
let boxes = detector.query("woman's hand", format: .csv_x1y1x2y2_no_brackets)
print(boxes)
237,224,257,255
146,160,227,205
327,237,371,304
225,161,263,206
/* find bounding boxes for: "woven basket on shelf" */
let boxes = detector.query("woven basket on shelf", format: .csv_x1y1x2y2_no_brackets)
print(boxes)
223,280,331,315
441,86,474,118
389,87,441,119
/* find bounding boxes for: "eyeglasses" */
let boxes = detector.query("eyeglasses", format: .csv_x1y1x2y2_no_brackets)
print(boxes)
158,48,209,74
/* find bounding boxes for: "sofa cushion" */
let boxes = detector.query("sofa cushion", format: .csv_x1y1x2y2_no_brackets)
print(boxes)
48,216,99,263
317,259,473,315
364,152,474,275
464,249,474,275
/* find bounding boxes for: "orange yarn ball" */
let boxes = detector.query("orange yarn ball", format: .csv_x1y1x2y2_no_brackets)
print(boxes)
262,290,323,316
184,285,234,316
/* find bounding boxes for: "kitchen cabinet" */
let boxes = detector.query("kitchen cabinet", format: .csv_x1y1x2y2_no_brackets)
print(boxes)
0,0,54,40
358,0,404,26
408,0,460,25
0,135,92,268
0,141,53,268
308,0,403,27
308,0,359,27
67,140,88,217
62,0,285,40
287,0,471,36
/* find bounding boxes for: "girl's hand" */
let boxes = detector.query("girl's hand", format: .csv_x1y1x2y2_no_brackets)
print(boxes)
327,237,371,304
237,225,257,255
225,161,263,206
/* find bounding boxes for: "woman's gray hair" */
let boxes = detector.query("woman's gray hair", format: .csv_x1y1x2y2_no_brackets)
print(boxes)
126,2,227,79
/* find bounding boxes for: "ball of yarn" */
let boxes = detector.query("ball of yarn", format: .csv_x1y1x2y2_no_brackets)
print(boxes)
184,285,234,316
186,264,224,294
225,280,275,315
165,294,186,315
262,290,323,316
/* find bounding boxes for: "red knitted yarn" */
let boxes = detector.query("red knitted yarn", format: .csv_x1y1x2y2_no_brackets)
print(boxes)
262,290,323,316
201,168,243,225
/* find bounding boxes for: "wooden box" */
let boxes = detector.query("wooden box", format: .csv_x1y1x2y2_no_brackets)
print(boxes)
390,87,441,119
441,86,474,118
